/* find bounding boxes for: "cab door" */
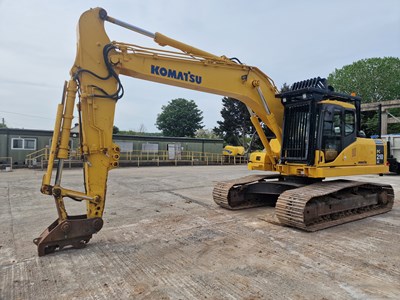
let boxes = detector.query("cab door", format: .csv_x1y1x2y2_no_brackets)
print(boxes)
319,105,356,163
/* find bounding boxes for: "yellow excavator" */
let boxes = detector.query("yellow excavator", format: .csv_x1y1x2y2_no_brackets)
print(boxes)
223,146,246,156
34,8,394,256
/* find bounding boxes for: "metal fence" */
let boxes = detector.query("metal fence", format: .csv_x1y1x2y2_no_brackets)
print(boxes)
26,148,247,170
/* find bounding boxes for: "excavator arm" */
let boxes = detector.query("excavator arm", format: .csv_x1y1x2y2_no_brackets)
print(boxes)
34,7,284,255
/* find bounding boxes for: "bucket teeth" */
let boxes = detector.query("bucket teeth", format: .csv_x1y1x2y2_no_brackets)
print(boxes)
34,215,103,256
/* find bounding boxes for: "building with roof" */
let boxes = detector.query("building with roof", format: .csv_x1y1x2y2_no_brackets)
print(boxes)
0,128,224,167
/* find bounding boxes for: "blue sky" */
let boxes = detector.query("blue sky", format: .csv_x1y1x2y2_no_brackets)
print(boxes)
0,0,399,132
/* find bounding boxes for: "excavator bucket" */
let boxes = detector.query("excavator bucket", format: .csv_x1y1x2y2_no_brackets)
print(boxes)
33,215,103,256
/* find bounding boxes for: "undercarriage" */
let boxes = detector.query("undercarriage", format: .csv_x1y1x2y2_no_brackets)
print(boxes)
213,175,394,231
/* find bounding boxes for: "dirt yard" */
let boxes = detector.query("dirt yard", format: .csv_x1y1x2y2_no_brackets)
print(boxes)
0,166,399,299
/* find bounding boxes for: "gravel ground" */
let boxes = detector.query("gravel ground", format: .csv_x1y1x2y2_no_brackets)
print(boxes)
0,165,399,299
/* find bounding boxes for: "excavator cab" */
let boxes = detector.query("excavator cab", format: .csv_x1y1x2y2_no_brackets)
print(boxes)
278,77,361,166
232,78,393,231
319,101,357,163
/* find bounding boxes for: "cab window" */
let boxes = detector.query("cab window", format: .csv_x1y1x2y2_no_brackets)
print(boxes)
344,111,355,136
322,110,342,162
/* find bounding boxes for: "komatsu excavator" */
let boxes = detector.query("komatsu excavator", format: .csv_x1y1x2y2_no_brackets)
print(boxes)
34,8,394,256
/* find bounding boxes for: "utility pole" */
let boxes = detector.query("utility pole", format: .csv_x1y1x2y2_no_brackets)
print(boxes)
378,104,382,138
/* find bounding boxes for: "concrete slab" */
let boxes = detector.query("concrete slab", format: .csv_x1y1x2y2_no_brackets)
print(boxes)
0,166,399,299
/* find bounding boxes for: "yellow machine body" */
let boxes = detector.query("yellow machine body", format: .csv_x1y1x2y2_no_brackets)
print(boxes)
249,138,388,177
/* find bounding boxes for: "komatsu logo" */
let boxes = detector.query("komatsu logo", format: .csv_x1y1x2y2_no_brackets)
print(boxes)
151,65,202,84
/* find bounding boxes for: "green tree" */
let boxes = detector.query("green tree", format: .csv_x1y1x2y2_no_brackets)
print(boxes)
113,126,119,134
195,128,219,139
137,123,147,134
280,82,291,93
156,98,203,137
0,118,7,128
213,97,252,146
328,57,400,135
118,130,162,136
328,57,399,102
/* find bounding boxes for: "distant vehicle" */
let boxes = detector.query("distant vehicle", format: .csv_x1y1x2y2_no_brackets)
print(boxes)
222,145,245,156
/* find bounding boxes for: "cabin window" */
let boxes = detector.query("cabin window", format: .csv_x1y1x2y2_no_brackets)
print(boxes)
322,110,342,162
344,111,355,136
11,138,37,150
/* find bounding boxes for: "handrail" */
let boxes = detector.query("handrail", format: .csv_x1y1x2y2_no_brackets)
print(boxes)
26,147,247,168
25,148,49,167
25,147,81,167
26,148,48,161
